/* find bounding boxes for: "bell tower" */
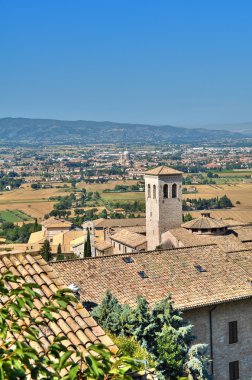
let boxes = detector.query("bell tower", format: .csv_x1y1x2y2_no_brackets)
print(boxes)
145,166,183,250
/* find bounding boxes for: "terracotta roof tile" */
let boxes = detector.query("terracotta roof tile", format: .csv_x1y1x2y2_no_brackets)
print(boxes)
52,245,252,310
110,229,147,248
145,166,183,176
0,251,116,367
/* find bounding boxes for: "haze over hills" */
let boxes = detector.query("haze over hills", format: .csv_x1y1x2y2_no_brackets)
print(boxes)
0,117,250,145
188,122,252,133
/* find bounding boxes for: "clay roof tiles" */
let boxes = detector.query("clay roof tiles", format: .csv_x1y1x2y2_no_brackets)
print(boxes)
182,213,228,230
145,166,183,176
110,229,147,248
0,251,116,359
41,217,72,228
51,245,252,311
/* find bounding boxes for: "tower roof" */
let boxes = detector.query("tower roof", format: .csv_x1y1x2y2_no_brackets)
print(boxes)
145,165,183,176
182,212,228,230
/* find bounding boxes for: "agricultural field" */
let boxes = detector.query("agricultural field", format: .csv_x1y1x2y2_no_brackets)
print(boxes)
0,210,32,223
1,179,252,223
184,183,252,223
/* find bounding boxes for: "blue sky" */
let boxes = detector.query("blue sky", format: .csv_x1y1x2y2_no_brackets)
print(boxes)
0,0,252,126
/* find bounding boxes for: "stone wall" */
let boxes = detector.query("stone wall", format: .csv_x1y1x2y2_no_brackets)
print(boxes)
145,174,182,250
184,298,252,379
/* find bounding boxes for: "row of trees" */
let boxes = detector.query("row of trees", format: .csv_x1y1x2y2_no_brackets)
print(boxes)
0,219,40,243
183,195,233,211
90,291,210,379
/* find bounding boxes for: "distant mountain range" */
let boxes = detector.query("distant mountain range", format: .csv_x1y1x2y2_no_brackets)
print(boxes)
0,117,251,145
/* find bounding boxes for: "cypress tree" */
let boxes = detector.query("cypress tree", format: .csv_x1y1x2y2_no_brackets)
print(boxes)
57,243,62,260
40,240,52,262
84,228,92,258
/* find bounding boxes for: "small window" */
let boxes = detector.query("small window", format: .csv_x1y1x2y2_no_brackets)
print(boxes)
163,184,168,198
172,183,177,198
123,256,134,263
194,265,206,273
124,246,127,253
229,361,239,380
138,271,148,279
229,321,238,344
153,185,156,199
119,244,121,250
147,184,151,198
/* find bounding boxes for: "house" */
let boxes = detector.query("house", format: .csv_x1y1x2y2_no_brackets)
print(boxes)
41,217,72,242
51,245,252,380
109,229,147,254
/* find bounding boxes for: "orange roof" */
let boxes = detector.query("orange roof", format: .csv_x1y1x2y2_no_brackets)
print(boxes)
41,217,72,229
145,166,183,176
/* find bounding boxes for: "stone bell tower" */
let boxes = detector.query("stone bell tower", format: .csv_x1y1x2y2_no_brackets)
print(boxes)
145,166,183,250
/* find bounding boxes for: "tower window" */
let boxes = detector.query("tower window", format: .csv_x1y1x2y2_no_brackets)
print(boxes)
147,184,151,198
172,183,177,198
163,184,168,198
153,185,156,199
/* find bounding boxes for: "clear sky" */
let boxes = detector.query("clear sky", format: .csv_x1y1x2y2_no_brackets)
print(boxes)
1,0,252,126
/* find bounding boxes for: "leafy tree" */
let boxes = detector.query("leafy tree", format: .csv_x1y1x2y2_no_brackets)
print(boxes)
92,290,123,335
92,293,209,379
57,243,62,258
0,271,138,379
185,344,210,380
40,239,53,262
183,213,193,223
84,229,92,258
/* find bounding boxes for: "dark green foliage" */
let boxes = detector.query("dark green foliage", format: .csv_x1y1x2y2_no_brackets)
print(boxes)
91,290,123,334
92,292,208,379
84,229,92,258
183,195,233,211
0,222,41,243
40,240,53,262
57,243,62,256
31,183,42,189
183,213,193,222
0,271,138,379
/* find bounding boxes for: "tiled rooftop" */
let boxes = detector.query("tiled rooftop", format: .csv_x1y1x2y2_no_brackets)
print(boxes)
51,245,252,311
110,229,147,248
145,166,183,176
94,218,146,229
41,217,72,228
0,252,116,358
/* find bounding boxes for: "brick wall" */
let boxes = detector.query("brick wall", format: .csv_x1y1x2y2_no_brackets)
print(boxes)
184,298,252,380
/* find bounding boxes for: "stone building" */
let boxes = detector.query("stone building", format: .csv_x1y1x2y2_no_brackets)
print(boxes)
52,245,252,380
145,166,183,250
41,217,72,242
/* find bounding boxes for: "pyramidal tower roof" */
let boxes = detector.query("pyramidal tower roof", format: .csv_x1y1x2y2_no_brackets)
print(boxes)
145,165,183,176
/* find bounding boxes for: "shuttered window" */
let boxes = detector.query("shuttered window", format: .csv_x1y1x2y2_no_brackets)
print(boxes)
229,321,238,344
229,361,239,380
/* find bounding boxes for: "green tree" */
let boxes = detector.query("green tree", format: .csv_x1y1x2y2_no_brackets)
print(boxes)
40,239,53,262
57,243,62,259
92,290,123,335
92,293,208,379
84,229,92,258
183,213,193,222
0,271,137,379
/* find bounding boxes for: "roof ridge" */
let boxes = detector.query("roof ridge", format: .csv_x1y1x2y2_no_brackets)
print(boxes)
50,243,217,263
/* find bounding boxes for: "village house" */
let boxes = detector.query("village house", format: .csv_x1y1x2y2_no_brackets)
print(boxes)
51,245,252,380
